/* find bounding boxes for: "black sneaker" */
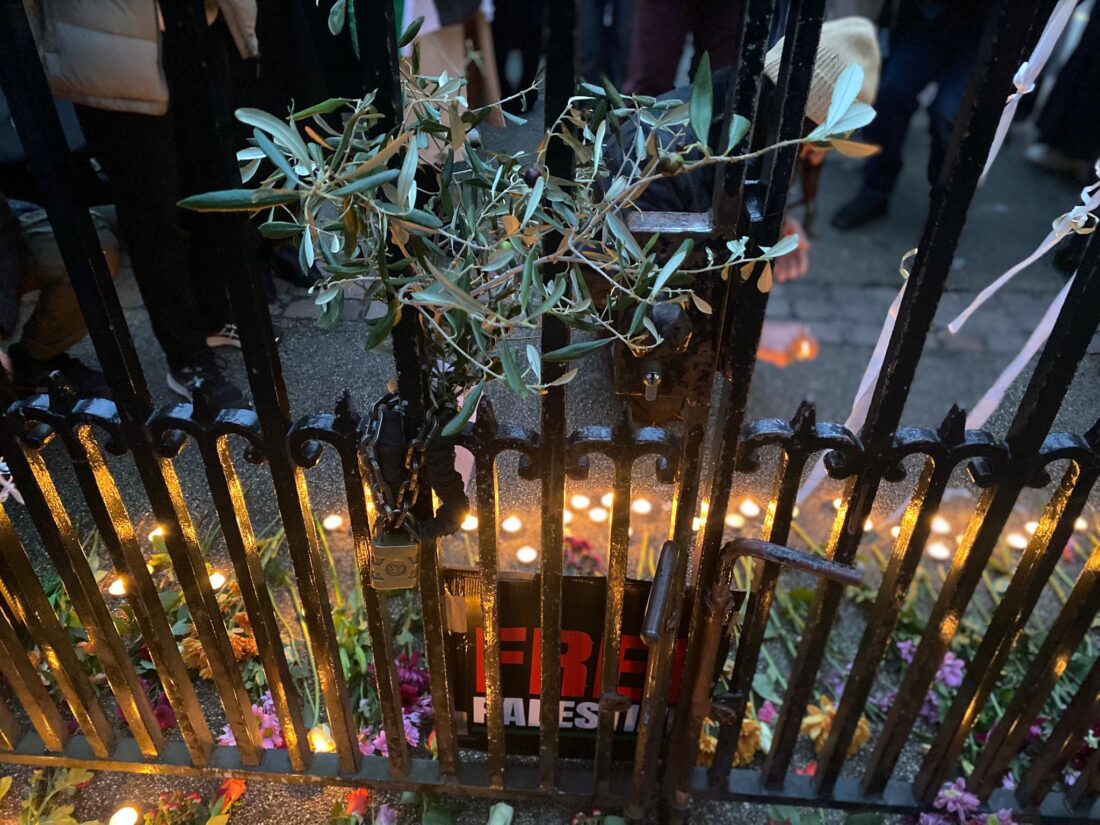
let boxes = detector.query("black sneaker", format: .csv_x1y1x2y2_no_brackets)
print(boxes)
831,191,889,230
166,360,249,409
10,344,111,398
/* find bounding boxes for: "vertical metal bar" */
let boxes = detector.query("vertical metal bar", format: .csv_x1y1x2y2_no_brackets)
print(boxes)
154,0,363,770
815,409,974,791
594,414,635,793
537,0,577,792
471,408,506,788
969,496,1100,802
0,504,114,756
864,232,1100,797
56,425,215,764
766,0,1050,789
0,0,260,765
197,431,311,770
665,0,825,806
914,449,1099,801
707,403,819,783
1015,653,1100,810
0,596,67,751
0,433,163,757
0,697,19,751
327,397,411,778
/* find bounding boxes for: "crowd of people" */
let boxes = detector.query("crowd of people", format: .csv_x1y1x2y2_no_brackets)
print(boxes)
0,0,1094,409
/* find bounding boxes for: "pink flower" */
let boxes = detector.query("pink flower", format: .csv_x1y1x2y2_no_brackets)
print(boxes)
257,712,284,748
403,712,421,747
757,700,778,725
375,803,399,825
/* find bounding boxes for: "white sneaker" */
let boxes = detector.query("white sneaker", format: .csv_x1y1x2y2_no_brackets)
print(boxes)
1024,143,1091,179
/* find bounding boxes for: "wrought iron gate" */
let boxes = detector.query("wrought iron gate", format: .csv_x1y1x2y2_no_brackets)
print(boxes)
0,0,1098,822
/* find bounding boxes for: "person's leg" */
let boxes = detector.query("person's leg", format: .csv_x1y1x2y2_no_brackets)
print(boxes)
691,0,739,76
927,26,981,187
16,206,118,362
73,105,211,370
610,0,635,89
1033,8,1100,163
623,0,690,95
578,0,606,83
832,9,947,228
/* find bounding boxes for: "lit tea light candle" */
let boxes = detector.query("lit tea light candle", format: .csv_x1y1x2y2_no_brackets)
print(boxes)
562,510,574,525
109,807,140,825
1006,532,1028,550
863,518,874,532
726,513,745,529
601,492,614,507
631,498,652,515
148,526,165,543
308,725,336,753
739,499,761,518
321,513,344,532
832,498,842,510
588,507,609,523
108,578,126,597
792,506,800,518
1075,517,1089,532
890,525,901,539
208,571,226,591
930,515,951,535
461,513,478,531
570,494,591,510
516,545,538,564
926,541,952,561
501,515,522,533
1025,521,1038,534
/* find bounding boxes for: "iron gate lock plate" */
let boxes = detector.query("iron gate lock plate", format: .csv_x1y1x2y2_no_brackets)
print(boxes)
370,532,420,590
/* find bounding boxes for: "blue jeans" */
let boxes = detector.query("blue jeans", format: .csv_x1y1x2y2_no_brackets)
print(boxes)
861,4,986,198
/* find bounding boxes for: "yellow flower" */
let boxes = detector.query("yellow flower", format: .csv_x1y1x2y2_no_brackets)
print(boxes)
733,718,761,767
697,716,762,768
800,695,871,756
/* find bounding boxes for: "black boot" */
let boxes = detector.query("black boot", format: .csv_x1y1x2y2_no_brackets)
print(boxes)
831,191,889,230
9,344,111,398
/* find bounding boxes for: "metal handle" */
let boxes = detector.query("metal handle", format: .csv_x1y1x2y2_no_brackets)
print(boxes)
642,540,678,645
722,537,862,587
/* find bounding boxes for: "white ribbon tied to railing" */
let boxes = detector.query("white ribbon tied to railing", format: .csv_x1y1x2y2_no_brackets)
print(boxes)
979,0,1078,185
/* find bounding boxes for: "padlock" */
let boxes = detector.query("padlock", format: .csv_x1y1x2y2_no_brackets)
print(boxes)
370,532,420,590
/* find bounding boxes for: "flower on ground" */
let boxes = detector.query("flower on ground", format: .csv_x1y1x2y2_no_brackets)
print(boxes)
794,761,816,776
344,787,371,817
800,695,871,756
217,692,284,748
698,729,717,768
734,719,761,767
936,652,965,689
757,700,778,725
897,639,917,664
375,802,399,825
180,635,213,680
935,777,980,819
216,777,247,806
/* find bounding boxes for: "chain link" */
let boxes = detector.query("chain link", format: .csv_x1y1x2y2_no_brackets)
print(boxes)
361,393,438,540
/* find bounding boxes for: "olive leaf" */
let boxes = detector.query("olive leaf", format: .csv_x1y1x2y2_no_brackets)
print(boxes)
689,52,713,151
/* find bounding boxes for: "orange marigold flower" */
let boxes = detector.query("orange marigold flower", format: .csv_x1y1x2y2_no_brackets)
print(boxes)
229,631,258,661
734,718,761,767
232,611,252,633
345,787,371,816
800,695,871,756
698,730,717,768
180,635,213,680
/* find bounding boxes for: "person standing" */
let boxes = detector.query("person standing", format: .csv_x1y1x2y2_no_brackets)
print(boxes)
24,0,255,407
831,0,990,230
623,0,739,96
579,0,635,89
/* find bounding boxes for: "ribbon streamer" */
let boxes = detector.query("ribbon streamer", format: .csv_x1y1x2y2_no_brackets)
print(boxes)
980,0,1077,185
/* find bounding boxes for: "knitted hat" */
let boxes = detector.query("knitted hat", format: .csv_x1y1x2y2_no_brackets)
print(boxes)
763,17,881,126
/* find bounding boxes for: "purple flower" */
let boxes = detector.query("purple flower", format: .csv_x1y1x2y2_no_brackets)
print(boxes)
920,690,940,723
934,778,980,818
758,700,778,725
375,803,399,825
897,639,917,664
918,814,949,825
993,810,1017,825
936,652,965,689
403,712,421,747
1001,772,1016,791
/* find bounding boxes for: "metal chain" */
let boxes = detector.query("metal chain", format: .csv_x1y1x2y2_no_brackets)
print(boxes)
361,393,438,539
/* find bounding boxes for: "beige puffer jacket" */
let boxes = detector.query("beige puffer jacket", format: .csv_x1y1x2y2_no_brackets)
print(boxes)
25,0,258,116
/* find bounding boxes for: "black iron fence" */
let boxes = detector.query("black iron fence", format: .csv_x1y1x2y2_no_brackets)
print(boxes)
0,0,1099,822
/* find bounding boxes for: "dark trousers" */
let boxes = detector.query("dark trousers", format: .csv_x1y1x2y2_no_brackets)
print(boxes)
578,0,635,87
861,4,985,197
492,0,546,112
1036,6,1100,161
624,0,738,96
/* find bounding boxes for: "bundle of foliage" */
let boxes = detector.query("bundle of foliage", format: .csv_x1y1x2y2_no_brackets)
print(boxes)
182,25,873,433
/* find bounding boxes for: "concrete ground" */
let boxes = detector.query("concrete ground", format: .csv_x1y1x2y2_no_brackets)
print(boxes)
3,93,1098,823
